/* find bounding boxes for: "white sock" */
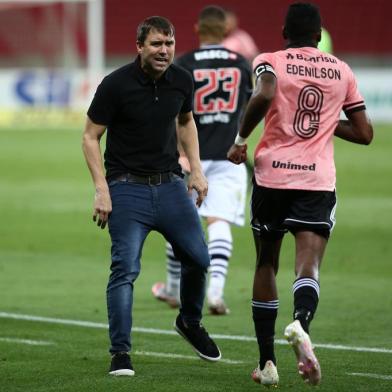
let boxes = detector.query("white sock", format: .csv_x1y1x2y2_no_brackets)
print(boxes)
207,220,232,301
165,242,180,298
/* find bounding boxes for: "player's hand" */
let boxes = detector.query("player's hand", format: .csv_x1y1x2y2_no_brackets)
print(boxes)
187,169,208,207
93,188,112,229
227,143,247,164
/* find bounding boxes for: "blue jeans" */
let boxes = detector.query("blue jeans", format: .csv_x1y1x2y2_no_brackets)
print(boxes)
107,176,210,354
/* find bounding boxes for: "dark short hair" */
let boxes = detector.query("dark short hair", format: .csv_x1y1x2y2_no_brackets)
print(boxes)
284,3,321,40
198,5,226,39
136,16,175,44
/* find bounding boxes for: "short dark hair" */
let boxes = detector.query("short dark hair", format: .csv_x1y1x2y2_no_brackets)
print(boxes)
284,3,321,40
198,5,226,39
136,16,175,44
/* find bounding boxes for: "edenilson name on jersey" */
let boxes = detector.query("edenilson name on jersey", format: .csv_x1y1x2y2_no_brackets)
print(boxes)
286,64,341,80
272,160,316,171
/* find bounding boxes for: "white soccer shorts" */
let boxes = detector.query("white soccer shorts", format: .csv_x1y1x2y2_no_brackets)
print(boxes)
194,160,247,226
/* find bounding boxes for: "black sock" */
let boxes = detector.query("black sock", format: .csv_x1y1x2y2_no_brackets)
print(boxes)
292,277,320,333
252,299,278,367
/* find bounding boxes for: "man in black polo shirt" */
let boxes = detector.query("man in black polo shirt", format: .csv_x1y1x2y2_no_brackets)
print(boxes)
82,16,221,376
152,6,252,316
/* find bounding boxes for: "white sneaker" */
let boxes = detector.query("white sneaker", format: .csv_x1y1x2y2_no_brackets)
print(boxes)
207,297,230,315
284,320,321,385
251,360,279,387
151,282,180,308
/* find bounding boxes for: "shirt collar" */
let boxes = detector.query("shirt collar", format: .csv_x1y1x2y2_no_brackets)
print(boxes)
286,40,318,49
200,44,225,49
133,56,173,84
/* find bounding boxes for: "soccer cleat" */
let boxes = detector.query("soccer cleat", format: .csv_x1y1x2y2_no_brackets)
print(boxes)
207,297,230,315
251,360,279,387
284,320,321,386
151,282,180,308
109,352,135,376
174,314,221,362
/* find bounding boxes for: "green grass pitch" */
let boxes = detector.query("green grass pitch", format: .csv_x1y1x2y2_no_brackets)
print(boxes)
0,124,391,391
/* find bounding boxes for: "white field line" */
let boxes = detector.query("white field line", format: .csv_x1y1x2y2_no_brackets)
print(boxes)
1,311,392,355
0,337,54,346
134,350,243,364
347,372,392,381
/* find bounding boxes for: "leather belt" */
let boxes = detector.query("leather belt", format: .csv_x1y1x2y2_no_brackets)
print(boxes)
112,172,176,186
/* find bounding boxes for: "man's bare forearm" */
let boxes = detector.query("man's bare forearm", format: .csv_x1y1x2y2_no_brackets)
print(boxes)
239,94,272,139
238,74,275,139
177,118,202,172
82,118,107,188
82,134,108,191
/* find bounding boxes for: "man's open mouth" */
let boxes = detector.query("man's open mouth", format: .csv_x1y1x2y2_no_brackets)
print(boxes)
155,57,168,64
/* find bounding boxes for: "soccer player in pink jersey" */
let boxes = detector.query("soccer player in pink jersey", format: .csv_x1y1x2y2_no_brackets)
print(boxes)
222,8,259,63
227,2,373,387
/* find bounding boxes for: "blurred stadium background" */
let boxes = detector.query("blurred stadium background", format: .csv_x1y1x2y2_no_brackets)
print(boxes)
0,0,391,129
0,1,391,391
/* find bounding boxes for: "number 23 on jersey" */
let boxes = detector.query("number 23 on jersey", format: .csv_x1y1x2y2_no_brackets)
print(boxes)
193,68,241,114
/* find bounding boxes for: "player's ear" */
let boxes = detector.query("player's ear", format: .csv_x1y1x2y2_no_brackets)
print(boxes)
194,23,199,34
136,40,143,53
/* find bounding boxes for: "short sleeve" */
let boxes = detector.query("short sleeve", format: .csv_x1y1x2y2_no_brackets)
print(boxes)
342,64,366,115
87,76,118,125
180,70,194,113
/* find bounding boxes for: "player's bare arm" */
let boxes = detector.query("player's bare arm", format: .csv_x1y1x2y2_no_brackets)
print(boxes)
177,111,208,207
227,72,276,164
82,117,112,229
334,110,373,145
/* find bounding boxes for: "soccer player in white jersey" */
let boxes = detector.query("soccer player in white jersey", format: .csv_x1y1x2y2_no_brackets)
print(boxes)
227,2,373,387
152,5,252,315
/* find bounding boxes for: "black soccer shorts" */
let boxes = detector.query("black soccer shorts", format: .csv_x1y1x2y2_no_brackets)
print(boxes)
250,181,337,240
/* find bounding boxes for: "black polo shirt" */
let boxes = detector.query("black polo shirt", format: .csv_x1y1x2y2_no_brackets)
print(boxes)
87,57,193,178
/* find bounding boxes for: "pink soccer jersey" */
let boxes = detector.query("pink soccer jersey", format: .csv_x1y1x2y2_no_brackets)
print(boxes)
252,47,365,191
222,29,259,62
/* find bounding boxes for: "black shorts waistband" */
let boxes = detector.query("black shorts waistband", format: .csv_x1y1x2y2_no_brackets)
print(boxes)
110,172,178,186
